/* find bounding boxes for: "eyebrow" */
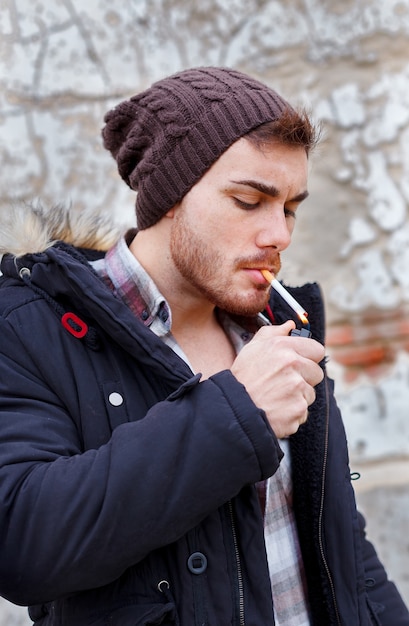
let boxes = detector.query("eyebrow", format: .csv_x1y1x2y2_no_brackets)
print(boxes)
230,179,309,203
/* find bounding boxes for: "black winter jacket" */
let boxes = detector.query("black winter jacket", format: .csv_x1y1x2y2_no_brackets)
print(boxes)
0,237,408,626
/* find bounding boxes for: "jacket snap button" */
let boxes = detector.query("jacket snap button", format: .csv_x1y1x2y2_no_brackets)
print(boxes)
108,392,123,406
187,551,207,575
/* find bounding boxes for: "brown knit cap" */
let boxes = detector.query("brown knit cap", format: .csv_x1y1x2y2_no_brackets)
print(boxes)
102,66,291,230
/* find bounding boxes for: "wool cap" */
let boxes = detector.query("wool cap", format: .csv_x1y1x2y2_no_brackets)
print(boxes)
102,66,291,230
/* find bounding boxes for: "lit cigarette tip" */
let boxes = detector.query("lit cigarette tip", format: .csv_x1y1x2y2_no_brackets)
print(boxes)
299,312,309,325
260,269,309,326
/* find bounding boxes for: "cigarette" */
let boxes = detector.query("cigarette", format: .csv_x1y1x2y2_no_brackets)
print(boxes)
261,270,309,325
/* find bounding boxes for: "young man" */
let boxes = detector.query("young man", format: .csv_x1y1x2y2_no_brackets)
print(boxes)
0,67,408,625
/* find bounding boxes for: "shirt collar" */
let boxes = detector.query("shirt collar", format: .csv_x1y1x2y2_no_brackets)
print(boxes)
95,236,172,336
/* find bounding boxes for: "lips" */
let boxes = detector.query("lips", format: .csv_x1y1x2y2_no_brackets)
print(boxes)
243,268,271,285
238,256,281,284
260,269,274,284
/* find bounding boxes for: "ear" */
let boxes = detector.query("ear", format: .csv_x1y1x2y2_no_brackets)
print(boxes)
165,203,180,219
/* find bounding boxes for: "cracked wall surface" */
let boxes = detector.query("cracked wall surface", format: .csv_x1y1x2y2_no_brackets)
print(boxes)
1,0,409,621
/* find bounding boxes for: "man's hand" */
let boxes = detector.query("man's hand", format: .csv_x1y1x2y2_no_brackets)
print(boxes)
231,321,325,439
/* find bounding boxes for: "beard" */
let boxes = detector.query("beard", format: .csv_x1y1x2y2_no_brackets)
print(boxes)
169,209,280,316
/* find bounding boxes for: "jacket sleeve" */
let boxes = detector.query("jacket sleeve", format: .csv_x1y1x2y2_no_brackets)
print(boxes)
359,512,409,624
0,315,282,606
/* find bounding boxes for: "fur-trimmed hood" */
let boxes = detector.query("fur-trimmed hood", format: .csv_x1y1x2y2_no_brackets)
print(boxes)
0,203,130,258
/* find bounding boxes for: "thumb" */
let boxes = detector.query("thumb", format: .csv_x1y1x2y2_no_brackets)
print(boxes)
274,320,297,335
256,319,296,339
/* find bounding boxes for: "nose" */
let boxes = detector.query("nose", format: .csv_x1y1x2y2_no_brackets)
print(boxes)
256,210,292,252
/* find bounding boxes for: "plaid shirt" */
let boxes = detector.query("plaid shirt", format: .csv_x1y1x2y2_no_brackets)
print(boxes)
92,236,311,625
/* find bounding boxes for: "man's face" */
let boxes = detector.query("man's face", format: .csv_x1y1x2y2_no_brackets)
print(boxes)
169,137,309,316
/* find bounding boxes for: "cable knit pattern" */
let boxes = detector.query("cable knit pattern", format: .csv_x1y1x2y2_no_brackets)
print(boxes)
102,66,290,229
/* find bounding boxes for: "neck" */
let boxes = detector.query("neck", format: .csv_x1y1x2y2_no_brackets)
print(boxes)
129,228,216,332
129,228,236,378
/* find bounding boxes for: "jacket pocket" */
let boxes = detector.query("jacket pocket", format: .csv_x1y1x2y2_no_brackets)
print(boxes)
103,602,177,625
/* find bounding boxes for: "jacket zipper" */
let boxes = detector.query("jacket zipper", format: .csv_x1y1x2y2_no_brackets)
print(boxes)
227,500,245,626
318,373,342,626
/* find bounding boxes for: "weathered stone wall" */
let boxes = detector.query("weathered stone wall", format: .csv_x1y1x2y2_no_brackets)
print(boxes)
1,0,408,621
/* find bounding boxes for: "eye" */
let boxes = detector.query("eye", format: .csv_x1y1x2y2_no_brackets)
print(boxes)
233,197,260,210
284,207,297,220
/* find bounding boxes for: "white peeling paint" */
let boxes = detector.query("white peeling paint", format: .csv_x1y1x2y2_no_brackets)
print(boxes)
387,223,409,298
333,352,409,461
340,217,376,257
330,249,400,311
365,151,407,231
331,83,365,128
